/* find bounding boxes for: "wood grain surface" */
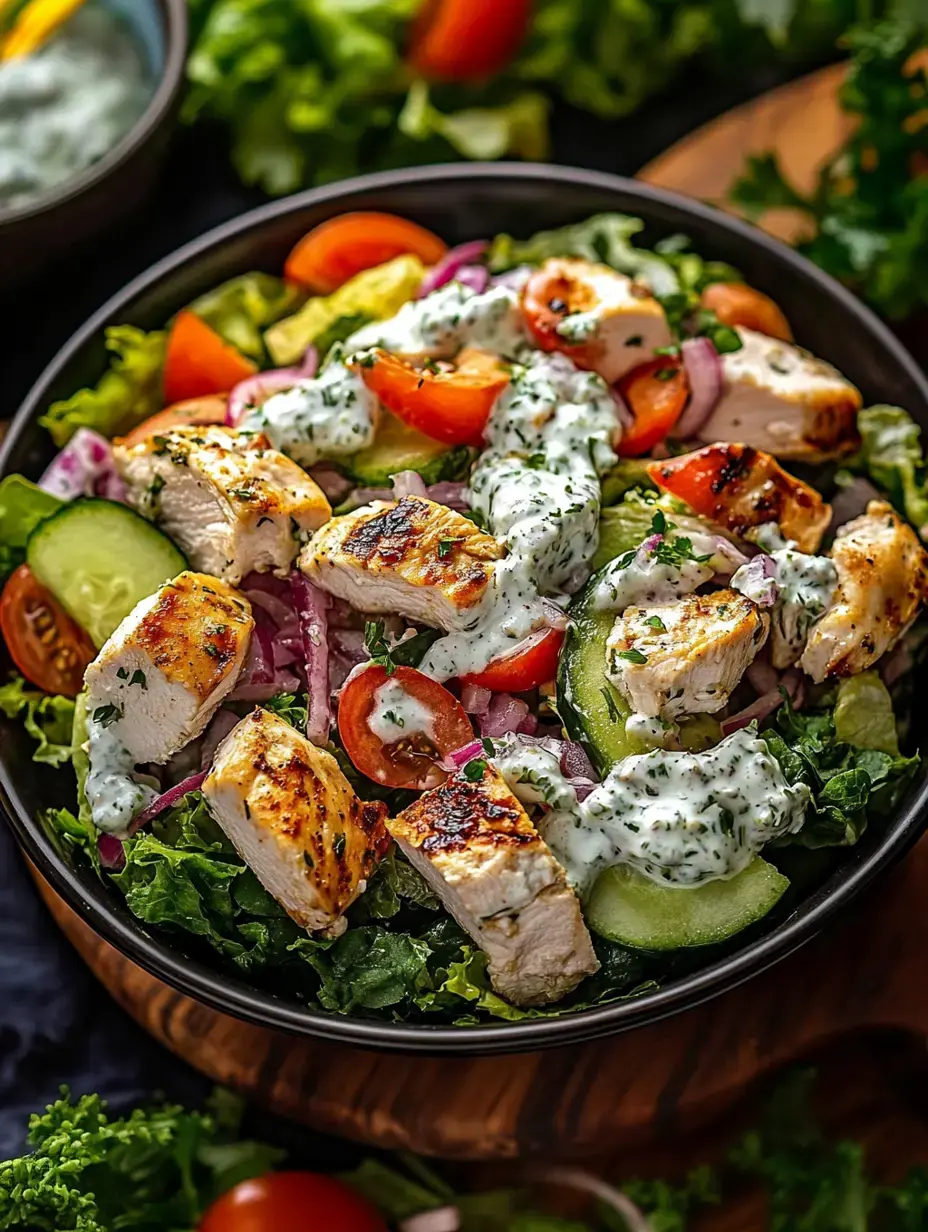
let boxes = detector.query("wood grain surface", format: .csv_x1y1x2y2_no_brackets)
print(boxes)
29,833,928,1161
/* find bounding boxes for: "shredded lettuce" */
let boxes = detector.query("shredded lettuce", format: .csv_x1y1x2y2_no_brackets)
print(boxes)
39,327,166,447
398,82,549,161
187,272,305,363
857,404,928,539
0,675,75,767
0,475,64,582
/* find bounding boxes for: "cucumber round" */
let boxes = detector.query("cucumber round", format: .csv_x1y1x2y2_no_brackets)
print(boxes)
27,499,186,648
586,858,789,951
345,412,470,487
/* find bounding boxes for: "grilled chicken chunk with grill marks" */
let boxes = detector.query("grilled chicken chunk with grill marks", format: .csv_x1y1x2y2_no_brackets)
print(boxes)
389,762,598,1007
83,571,253,764
299,496,504,631
116,425,331,584
648,443,832,553
606,589,769,721
203,708,390,936
801,500,928,682
698,328,862,462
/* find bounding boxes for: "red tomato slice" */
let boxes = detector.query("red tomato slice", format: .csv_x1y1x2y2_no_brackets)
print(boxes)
616,357,689,457
338,664,473,790
700,281,792,342
284,212,447,295
163,312,257,406
116,395,229,448
462,626,564,692
198,1171,387,1232
409,0,532,80
357,347,509,447
0,564,95,696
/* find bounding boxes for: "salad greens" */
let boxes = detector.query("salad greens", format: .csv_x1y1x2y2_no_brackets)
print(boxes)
730,19,928,320
857,405,928,540
2,1072,927,1230
0,476,63,584
0,676,74,768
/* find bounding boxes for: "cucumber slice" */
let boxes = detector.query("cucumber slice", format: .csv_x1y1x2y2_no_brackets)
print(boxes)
345,412,470,487
27,499,186,647
586,858,789,951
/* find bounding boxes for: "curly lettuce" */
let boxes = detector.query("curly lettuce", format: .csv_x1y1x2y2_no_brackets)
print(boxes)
0,675,75,768
857,405,928,540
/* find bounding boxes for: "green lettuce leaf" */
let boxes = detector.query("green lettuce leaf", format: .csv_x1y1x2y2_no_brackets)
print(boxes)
834,671,900,757
39,326,166,447
0,475,64,583
857,405,928,539
187,272,304,363
399,81,549,161
0,674,75,767
261,692,307,730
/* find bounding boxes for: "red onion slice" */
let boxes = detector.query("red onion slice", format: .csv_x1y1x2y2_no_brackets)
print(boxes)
392,470,429,499
418,240,489,298
200,708,241,770
40,428,126,503
399,1207,461,1232
243,587,297,629
291,571,332,746
480,694,529,737
227,367,304,426
460,683,492,715
98,833,127,872
300,344,319,377
424,481,470,510
131,770,208,830
308,465,352,503
720,690,784,735
561,740,596,781
746,654,779,697
445,738,484,769
676,337,723,439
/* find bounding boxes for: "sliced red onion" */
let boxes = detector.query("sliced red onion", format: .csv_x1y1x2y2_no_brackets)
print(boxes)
517,711,539,735
291,571,332,746
238,617,276,687
782,667,805,709
40,428,126,502
240,570,293,600
346,480,470,510
272,641,300,669
399,1206,460,1232
200,708,241,769
480,693,529,737
720,690,784,735
732,553,779,607
747,655,779,696
331,628,368,663
418,240,489,298
228,673,301,703
561,741,596,781
456,265,490,294
446,738,484,769
640,533,663,555
300,344,319,377
243,587,297,629
392,470,429,499
491,264,533,292
227,367,304,426
423,481,470,511
309,464,352,503
461,683,492,715
713,536,749,571
131,771,208,829
676,337,723,439
98,833,127,872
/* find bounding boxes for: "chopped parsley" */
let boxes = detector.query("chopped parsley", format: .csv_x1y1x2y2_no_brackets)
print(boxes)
481,737,496,756
229,488,257,501
618,647,649,665
437,538,460,560
644,615,667,632
463,758,487,782
129,670,147,689
92,703,122,729
364,620,396,674
204,644,222,658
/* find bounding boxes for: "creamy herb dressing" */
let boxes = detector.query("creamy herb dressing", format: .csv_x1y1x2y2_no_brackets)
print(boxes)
242,362,379,466
0,5,150,211
85,716,155,835
592,535,715,613
368,677,435,745
733,541,837,666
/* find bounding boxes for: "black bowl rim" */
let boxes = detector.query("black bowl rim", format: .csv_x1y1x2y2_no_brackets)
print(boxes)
3,162,928,1055
0,0,188,227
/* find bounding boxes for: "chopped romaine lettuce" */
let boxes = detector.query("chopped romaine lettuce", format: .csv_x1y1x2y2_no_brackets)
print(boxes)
0,674,75,767
857,404,928,539
0,474,63,582
834,671,900,757
398,81,549,161
187,271,305,362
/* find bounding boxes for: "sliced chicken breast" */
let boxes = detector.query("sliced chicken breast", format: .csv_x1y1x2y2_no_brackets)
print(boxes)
700,328,861,462
606,589,769,720
801,500,928,681
83,571,253,764
524,257,672,384
116,425,331,584
299,496,504,631
389,761,599,1007
649,443,832,553
203,708,390,935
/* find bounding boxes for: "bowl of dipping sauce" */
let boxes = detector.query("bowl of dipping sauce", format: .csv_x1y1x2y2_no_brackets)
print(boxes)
0,0,187,286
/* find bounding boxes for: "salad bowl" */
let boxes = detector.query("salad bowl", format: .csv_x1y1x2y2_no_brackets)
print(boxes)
2,164,928,1056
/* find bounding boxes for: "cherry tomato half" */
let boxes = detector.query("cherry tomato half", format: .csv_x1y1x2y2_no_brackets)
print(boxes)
198,1171,387,1232
616,357,689,457
700,281,792,342
0,564,95,696
338,664,474,790
462,626,564,692
357,347,509,447
116,395,229,448
284,212,447,295
163,312,257,406
409,0,532,81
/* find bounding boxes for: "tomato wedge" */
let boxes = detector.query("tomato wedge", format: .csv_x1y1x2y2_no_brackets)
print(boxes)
616,357,689,457
116,395,229,448
163,312,257,406
284,212,447,295
700,281,792,342
0,564,95,696
462,626,564,692
358,347,509,447
409,0,532,80
647,443,831,553
198,1171,387,1232
338,664,473,790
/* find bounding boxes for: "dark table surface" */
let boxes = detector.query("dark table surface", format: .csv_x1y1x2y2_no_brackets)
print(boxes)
0,60,824,1160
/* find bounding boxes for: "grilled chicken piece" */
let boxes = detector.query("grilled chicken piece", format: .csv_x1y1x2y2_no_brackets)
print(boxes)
523,257,673,384
299,496,504,631
606,589,769,720
116,425,331,584
801,501,928,682
648,443,831,553
203,708,390,935
389,762,599,1007
699,328,862,462
83,571,253,764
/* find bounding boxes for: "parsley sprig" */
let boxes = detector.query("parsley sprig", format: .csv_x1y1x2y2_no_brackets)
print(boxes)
364,621,443,675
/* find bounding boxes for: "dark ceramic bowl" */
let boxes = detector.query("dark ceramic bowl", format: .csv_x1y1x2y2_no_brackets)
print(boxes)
0,0,187,287
3,164,927,1055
